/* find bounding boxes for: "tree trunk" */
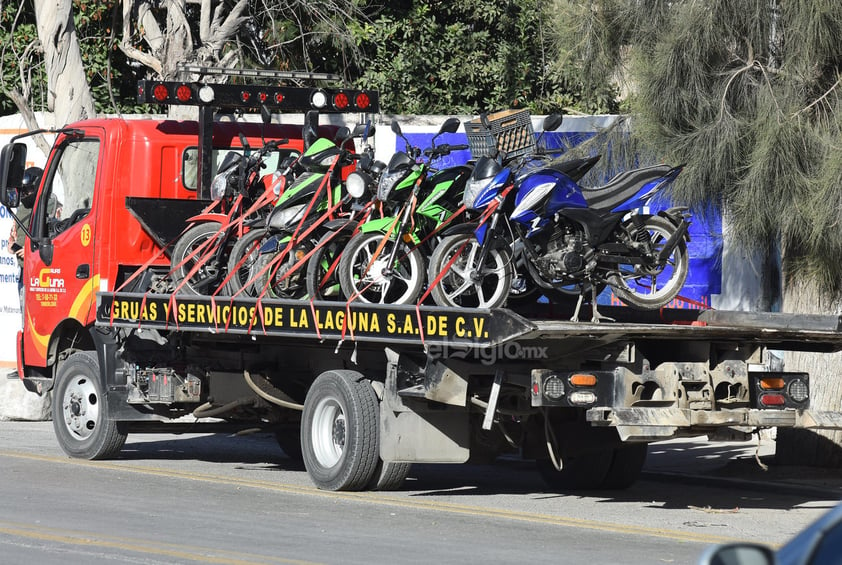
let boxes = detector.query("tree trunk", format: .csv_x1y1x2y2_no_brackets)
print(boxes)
34,0,96,125
775,276,842,466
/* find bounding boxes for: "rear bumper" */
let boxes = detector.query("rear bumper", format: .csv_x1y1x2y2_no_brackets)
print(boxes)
586,406,842,441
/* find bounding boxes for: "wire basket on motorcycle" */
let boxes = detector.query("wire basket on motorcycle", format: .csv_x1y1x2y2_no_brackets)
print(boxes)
464,109,535,160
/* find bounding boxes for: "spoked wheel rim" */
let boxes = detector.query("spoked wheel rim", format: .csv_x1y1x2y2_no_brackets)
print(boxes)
60,376,101,442
308,237,346,300
227,229,267,296
310,396,346,468
171,222,228,295
345,234,423,304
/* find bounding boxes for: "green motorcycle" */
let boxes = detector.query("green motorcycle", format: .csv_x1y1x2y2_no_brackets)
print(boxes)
226,122,374,298
337,117,471,305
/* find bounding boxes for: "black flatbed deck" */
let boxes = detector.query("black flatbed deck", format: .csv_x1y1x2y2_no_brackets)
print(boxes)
96,292,842,353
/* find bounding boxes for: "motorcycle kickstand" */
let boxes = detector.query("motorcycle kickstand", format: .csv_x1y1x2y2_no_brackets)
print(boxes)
570,293,585,323
570,284,614,324
589,284,614,324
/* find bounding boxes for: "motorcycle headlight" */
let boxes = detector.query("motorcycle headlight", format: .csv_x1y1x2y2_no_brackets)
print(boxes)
272,204,307,229
211,171,232,200
464,177,490,210
377,169,407,202
346,171,370,199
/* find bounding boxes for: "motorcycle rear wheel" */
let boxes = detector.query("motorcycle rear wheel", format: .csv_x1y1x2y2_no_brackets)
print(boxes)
226,228,269,297
306,231,350,300
427,233,512,309
608,215,688,310
254,252,309,299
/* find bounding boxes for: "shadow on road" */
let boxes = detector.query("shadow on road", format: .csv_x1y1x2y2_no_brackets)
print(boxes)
117,431,306,471
115,432,842,510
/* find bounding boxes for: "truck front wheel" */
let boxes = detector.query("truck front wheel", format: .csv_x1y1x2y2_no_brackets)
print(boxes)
301,370,379,491
53,351,127,460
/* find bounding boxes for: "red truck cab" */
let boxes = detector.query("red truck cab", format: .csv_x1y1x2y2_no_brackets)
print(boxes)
0,77,377,395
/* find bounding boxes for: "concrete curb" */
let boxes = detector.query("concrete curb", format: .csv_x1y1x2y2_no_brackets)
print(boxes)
0,373,51,421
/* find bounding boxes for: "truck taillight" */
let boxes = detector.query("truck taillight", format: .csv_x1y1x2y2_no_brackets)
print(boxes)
356,92,370,110
311,90,327,108
750,372,809,409
531,369,612,407
759,393,786,407
569,373,597,387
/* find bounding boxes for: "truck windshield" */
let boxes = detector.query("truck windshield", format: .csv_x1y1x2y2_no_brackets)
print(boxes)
181,146,299,191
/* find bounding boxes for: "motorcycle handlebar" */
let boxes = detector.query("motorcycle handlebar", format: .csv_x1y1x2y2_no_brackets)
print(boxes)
423,143,470,158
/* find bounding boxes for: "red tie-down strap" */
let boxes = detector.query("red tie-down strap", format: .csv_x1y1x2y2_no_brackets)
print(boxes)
339,203,405,342
171,176,282,312
307,202,375,340
205,178,288,309
414,186,510,346
108,197,227,328
222,170,342,333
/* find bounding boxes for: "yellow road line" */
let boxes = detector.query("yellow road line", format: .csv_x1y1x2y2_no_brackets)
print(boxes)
0,449,753,547
0,520,319,565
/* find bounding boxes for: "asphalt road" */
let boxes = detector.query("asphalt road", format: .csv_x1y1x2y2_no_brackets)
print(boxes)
0,422,837,565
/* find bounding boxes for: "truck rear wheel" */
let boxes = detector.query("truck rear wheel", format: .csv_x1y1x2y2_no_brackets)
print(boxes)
53,351,127,460
367,460,412,491
536,448,613,491
601,444,648,489
274,426,303,462
301,370,379,491
536,443,648,491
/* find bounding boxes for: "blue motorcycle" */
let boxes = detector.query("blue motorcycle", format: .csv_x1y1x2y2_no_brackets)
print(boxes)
427,130,689,321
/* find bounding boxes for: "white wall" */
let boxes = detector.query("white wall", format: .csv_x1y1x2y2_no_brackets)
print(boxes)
0,113,54,362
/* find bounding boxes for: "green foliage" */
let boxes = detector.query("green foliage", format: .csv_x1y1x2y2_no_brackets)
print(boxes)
0,3,46,114
0,0,145,116
351,0,618,115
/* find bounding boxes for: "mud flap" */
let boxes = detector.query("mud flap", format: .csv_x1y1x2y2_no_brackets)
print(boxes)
379,349,469,463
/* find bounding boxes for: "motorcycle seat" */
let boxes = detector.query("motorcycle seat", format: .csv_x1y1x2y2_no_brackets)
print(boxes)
581,164,673,211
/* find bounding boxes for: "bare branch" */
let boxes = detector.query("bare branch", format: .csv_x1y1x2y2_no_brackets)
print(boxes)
120,0,164,75
7,89,52,156
792,73,842,118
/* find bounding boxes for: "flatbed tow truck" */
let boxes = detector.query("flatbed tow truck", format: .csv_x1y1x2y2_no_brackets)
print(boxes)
4,69,842,492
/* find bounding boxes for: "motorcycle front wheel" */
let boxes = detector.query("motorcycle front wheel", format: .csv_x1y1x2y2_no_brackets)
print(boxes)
253,250,310,299
608,215,688,310
427,233,512,309
338,232,425,304
170,222,229,296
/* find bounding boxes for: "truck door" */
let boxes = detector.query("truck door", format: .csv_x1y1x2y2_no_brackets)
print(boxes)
23,133,101,365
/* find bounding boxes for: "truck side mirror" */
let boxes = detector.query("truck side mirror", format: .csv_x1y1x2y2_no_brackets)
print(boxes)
0,143,27,208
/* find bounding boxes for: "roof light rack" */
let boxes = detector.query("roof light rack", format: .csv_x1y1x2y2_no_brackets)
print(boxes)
137,80,379,114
